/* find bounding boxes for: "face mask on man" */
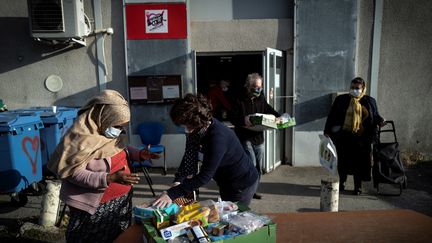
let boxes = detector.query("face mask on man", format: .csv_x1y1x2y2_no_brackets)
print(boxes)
104,126,122,138
349,88,362,98
252,87,262,97
222,86,229,92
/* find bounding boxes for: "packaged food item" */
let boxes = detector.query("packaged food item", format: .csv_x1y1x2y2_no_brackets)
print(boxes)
133,204,155,223
199,200,219,223
152,209,170,229
216,199,238,219
247,113,278,131
211,222,227,236
222,211,272,234
133,205,155,218
277,113,296,129
176,207,210,226
160,219,201,240
173,191,196,206
163,203,180,216
187,225,210,243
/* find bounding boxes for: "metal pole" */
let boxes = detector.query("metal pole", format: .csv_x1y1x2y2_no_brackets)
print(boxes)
370,0,383,101
93,0,107,91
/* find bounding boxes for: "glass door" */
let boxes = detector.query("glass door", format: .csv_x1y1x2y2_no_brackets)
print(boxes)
263,48,284,172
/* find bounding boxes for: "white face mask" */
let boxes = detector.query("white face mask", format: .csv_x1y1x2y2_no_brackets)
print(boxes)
350,88,362,97
104,126,122,138
221,86,229,92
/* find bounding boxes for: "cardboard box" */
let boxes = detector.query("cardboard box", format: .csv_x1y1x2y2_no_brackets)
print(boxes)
141,203,276,243
247,113,296,132
249,113,278,130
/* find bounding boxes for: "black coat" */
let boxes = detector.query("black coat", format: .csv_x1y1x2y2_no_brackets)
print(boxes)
231,91,281,145
324,94,383,144
324,94,383,179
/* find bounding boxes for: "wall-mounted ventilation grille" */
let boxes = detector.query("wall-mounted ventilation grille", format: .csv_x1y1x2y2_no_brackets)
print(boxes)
29,0,64,33
28,0,88,40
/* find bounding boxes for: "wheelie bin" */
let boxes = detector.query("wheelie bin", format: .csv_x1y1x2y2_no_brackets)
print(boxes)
9,107,78,177
0,112,44,206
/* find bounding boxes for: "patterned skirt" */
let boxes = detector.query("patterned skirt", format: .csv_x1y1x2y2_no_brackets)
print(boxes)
66,190,133,243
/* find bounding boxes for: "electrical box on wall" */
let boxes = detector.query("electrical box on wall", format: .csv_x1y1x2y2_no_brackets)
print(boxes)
28,0,89,40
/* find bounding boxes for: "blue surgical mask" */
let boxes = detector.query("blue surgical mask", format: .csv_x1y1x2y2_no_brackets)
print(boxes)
350,88,362,97
104,126,122,138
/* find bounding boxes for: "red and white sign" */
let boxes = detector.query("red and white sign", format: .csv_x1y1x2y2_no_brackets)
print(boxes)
145,9,168,33
126,3,187,40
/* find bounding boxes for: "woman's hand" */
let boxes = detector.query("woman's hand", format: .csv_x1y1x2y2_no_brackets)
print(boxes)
106,166,140,185
139,148,161,160
152,191,172,208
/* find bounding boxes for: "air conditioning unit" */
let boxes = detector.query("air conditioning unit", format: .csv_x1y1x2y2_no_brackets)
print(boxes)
28,0,89,40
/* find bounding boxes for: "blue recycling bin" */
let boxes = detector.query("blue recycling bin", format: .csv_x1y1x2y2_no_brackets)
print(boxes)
0,112,44,194
9,107,78,176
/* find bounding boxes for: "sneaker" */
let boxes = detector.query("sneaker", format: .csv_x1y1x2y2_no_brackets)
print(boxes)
253,193,263,199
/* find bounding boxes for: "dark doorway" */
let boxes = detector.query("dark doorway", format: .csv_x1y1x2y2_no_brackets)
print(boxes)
196,53,262,105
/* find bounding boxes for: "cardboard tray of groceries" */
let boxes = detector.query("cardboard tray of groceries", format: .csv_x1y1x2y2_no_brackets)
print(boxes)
246,113,296,132
138,203,276,243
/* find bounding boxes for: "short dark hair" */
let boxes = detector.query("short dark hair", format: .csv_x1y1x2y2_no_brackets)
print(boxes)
170,93,213,128
351,77,366,86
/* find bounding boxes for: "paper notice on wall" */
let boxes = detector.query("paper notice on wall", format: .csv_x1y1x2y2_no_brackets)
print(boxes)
130,87,147,100
319,134,338,175
163,85,180,99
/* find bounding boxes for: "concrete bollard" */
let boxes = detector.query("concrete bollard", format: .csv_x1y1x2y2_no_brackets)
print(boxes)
39,180,61,227
320,178,339,212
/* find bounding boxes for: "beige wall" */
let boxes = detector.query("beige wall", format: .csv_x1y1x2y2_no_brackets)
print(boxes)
0,0,127,109
357,0,432,158
191,19,292,52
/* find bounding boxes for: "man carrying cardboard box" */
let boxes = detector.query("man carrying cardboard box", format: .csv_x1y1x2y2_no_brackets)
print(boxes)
231,73,281,200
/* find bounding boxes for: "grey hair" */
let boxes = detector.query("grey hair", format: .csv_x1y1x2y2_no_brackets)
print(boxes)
244,73,263,88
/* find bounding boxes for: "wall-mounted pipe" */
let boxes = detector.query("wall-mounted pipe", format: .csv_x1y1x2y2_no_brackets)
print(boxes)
370,0,383,100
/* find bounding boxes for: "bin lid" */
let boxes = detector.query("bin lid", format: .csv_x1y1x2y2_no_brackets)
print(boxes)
0,113,43,132
9,107,78,124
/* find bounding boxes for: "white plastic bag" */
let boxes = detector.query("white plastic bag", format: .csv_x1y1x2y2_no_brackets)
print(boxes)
318,135,338,175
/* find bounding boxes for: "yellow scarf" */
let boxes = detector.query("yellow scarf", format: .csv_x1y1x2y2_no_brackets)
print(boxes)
343,88,367,133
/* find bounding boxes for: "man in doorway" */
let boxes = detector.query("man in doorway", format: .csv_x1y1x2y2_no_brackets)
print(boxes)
231,73,281,199
207,79,232,121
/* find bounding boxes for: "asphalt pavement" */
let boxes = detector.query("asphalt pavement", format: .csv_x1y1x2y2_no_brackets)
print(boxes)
1,164,431,242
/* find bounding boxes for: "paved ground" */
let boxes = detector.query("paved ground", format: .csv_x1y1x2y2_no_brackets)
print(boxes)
1,164,431,242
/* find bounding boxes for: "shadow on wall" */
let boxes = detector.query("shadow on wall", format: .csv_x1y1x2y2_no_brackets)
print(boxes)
0,17,82,74
52,86,101,108
294,93,333,131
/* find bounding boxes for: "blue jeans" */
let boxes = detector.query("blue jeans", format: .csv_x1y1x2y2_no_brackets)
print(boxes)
243,140,265,176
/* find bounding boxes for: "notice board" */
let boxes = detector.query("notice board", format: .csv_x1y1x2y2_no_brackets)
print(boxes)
128,75,182,104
